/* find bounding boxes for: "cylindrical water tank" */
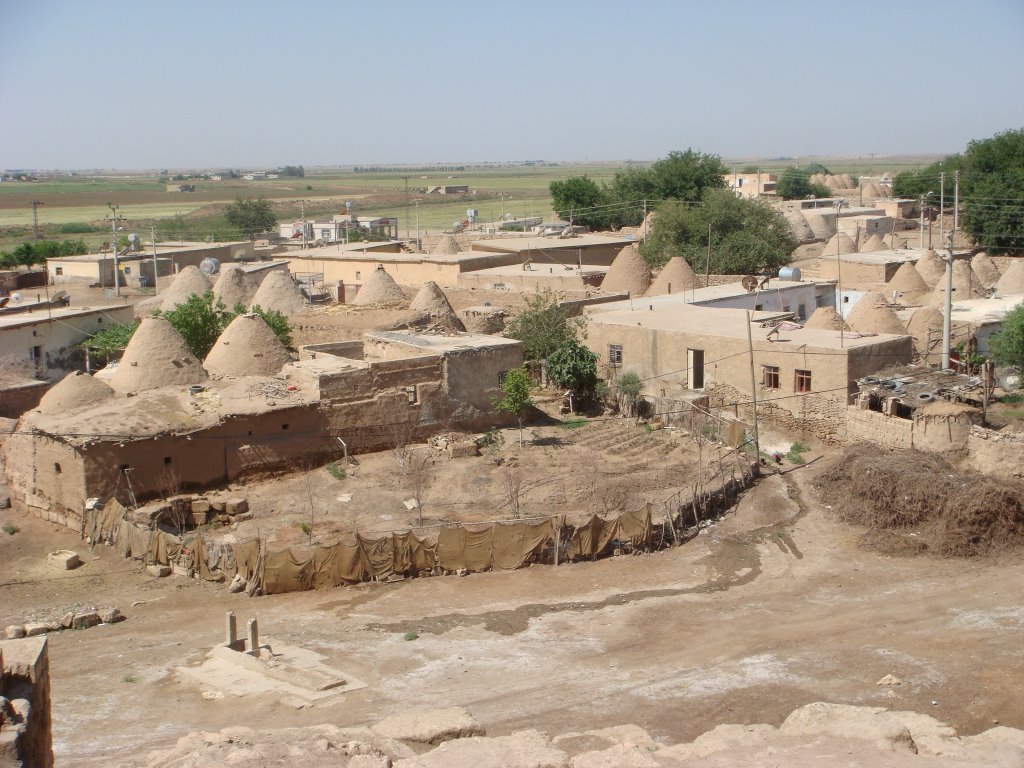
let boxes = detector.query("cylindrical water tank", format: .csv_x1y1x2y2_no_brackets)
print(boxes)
199,257,220,275
779,266,802,281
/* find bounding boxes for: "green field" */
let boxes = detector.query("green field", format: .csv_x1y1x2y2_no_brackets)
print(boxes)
0,157,938,250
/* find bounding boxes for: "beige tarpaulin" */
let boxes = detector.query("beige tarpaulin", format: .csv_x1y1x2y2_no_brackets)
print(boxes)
233,540,261,583
492,520,554,570
311,543,366,589
392,532,437,574
262,548,313,594
85,499,127,544
569,506,651,559
615,503,652,547
357,534,395,579
437,525,494,572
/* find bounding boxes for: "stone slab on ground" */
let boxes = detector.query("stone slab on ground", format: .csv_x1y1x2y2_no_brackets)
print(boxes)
371,707,483,745
47,549,81,570
394,730,569,768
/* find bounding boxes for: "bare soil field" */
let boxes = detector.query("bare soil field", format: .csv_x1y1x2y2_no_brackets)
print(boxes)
2,452,1022,766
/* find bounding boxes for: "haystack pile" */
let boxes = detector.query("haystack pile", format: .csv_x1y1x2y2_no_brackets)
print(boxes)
249,270,307,316
817,445,1024,557
430,235,463,256
802,211,834,240
203,314,292,377
352,265,407,306
906,306,944,358
600,245,652,295
802,306,849,331
160,265,212,311
914,249,945,287
887,261,929,301
647,257,698,296
37,372,114,415
858,233,887,253
995,259,1024,295
109,317,207,392
783,210,815,243
822,232,857,256
845,291,907,335
408,282,466,331
213,265,257,310
971,252,1001,286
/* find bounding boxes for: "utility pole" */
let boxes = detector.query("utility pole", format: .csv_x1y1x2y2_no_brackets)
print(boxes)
403,176,410,239
151,225,158,293
834,199,847,347
745,310,761,460
942,231,954,370
939,172,945,245
300,200,307,250
414,200,421,252
705,223,712,288
30,200,44,242
642,199,648,238
919,194,925,248
953,169,959,235
107,202,121,297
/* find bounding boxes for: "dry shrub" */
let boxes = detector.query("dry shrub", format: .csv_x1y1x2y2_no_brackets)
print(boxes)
932,481,1024,557
816,444,1024,557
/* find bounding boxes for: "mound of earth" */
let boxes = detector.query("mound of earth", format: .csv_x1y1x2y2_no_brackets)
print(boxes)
204,314,292,377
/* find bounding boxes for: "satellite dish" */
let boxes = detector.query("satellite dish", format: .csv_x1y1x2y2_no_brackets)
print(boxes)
741,275,759,292
199,257,220,275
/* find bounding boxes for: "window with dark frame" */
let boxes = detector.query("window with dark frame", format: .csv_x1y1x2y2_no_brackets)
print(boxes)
608,344,623,367
762,365,780,389
498,370,509,386
794,369,812,393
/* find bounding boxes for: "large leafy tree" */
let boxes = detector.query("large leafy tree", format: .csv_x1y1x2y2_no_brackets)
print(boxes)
153,291,292,359
546,339,598,392
549,176,610,228
775,167,832,200
225,198,277,239
504,287,586,363
640,189,796,272
892,155,962,200
959,129,1024,252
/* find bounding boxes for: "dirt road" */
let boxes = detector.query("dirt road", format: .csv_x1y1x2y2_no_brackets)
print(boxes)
2,466,1021,766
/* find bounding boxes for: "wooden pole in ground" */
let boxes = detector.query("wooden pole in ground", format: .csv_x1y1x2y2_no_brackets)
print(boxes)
553,517,560,566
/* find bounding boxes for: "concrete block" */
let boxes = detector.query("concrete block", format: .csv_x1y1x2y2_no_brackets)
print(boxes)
225,499,248,515
23,622,51,637
72,612,101,630
147,564,171,577
47,549,81,570
3,625,25,639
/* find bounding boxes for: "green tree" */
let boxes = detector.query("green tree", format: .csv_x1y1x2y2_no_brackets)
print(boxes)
225,198,277,239
495,368,533,447
776,167,832,200
958,129,1024,252
617,371,644,418
79,319,140,362
548,176,610,228
607,150,727,227
546,339,598,392
155,291,234,358
989,303,1024,372
892,155,962,200
12,242,43,269
504,287,586,362
246,304,294,351
640,189,796,272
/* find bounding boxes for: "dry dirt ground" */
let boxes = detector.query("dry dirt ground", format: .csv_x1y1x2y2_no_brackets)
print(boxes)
2,456,1023,766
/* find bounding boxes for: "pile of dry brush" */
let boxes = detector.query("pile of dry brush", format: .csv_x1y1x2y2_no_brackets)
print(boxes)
815,444,1024,557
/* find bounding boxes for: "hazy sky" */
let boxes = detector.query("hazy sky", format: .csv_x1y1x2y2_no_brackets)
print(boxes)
2,0,1022,169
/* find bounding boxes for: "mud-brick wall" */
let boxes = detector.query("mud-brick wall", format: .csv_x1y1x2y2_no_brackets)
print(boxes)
3,433,88,530
845,406,914,449
707,382,849,444
0,637,54,768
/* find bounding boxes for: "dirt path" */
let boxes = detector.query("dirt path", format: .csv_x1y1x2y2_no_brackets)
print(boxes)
2,466,1022,766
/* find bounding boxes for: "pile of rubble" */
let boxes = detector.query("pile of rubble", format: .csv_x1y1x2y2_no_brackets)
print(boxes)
4,604,123,639
125,496,251,529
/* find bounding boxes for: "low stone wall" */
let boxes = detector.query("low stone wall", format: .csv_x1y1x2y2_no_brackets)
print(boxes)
965,427,1024,480
845,406,914,449
0,637,53,768
707,382,848,445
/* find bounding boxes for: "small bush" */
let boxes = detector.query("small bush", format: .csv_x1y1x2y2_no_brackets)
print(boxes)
58,222,97,234
404,631,419,641
122,674,136,683
786,441,809,465
559,418,587,429
2,522,18,535
326,462,346,481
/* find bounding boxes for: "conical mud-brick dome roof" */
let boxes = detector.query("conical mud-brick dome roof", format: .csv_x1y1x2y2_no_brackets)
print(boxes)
914,249,945,287
846,291,907,336
352,265,408,306
429,235,463,255
160,265,212,311
906,307,944,358
109,316,207,392
213,265,257,310
409,281,466,331
859,234,887,252
803,306,849,331
888,261,929,298
647,257,698,296
971,252,1000,286
995,259,1024,295
823,232,857,256
784,210,815,243
37,371,114,414
600,245,652,295
250,270,307,315
203,314,292,377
